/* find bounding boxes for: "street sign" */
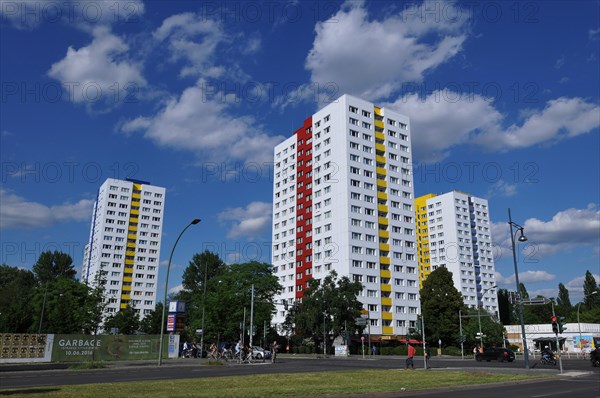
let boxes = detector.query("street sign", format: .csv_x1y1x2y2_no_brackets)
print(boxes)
521,297,550,305
356,317,367,325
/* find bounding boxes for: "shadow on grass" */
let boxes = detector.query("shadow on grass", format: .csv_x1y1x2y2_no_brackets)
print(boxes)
0,388,61,396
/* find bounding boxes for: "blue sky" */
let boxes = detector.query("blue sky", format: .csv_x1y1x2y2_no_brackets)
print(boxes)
1,0,599,305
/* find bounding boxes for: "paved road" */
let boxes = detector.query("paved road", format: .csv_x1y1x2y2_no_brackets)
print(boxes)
1,355,598,394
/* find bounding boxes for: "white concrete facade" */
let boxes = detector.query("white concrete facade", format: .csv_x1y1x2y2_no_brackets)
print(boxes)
272,94,419,336
82,178,165,322
423,191,497,315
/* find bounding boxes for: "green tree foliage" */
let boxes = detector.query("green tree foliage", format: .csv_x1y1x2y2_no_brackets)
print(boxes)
104,304,140,335
139,303,164,335
32,277,91,333
582,270,600,309
461,308,506,348
0,265,36,333
578,270,600,323
32,251,77,284
294,271,364,349
420,267,464,347
556,283,572,318
176,252,282,348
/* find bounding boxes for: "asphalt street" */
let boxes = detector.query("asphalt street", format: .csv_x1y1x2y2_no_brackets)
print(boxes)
1,355,599,397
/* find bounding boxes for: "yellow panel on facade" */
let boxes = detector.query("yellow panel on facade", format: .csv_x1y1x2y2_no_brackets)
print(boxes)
377,204,389,213
374,106,382,115
123,277,132,283
381,312,393,321
124,260,134,266
379,243,390,252
380,284,392,292
128,225,138,231
132,192,141,199
376,167,387,175
126,242,136,248
375,143,385,152
121,285,131,291
380,269,391,279
374,119,384,129
379,257,391,265
375,131,385,140
120,303,128,309
376,180,387,189
377,192,388,200
378,217,389,225
378,230,389,238
382,326,394,335
381,297,392,306
130,209,140,215
375,155,386,164
120,294,131,300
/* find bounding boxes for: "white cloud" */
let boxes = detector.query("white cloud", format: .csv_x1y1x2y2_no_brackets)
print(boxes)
473,97,600,151
120,81,284,164
492,204,600,258
0,188,93,229
496,270,556,286
589,28,600,41
304,0,469,102
0,0,145,30
485,180,518,199
153,12,226,78
383,91,502,162
48,26,146,106
217,201,272,239
169,284,183,295
383,94,599,162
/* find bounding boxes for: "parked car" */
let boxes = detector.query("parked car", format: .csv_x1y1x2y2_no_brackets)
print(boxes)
252,346,272,360
475,348,515,362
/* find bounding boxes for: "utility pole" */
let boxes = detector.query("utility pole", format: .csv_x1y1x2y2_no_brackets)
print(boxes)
249,285,255,348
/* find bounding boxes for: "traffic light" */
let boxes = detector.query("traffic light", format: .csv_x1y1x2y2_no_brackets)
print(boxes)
558,316,567,333
551,316,558,334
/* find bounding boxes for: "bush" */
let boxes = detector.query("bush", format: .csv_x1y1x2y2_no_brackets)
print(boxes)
443,346,462,356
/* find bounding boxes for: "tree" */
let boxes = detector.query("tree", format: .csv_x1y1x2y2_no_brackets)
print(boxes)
420,267,464,347
32,251,77,284
294,271,364,351
104,304,140,335
0,265,36,333
139,303,164,334
176,253,282,346
556,283,572,319
461,308,506,348
582,270,600,310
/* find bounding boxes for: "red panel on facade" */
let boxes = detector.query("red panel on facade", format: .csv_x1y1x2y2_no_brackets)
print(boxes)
294,117,313,300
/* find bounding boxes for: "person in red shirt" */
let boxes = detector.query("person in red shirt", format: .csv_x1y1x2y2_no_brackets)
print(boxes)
406,344,416,369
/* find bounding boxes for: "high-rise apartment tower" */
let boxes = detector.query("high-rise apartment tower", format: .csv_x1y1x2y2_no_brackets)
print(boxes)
415,191,497,315
82,178,165,321
271,94,419,337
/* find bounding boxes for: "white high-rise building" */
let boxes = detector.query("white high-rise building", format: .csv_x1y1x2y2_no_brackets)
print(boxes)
415,191,497,316
82,178,166,321
271,94,419,337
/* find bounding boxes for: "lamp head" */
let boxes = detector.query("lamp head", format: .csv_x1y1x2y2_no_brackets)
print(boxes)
517,230,527,242
191,218,201,225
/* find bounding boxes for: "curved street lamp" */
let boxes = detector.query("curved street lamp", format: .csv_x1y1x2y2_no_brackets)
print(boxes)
577,290,598,354
158,218,201,366
508,208,529,369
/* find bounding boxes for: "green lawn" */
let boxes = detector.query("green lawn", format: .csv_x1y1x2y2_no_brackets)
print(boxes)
0,369,550,398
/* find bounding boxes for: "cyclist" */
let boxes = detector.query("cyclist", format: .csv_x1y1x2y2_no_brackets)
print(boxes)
542,345,554,361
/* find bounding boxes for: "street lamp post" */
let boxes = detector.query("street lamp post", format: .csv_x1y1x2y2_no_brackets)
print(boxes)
158,218,201,366
200,260,208,354
508,208,529,369
477,285,497,348
577,291,598,355
37,283,48,334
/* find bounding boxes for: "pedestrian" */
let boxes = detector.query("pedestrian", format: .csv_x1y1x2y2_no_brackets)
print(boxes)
473,346,477,358
405,343,416,369
372,344,376,355
425,343,431,369
270,340,278,363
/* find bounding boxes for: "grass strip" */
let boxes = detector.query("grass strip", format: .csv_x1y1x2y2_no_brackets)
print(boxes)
0,369,550,398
